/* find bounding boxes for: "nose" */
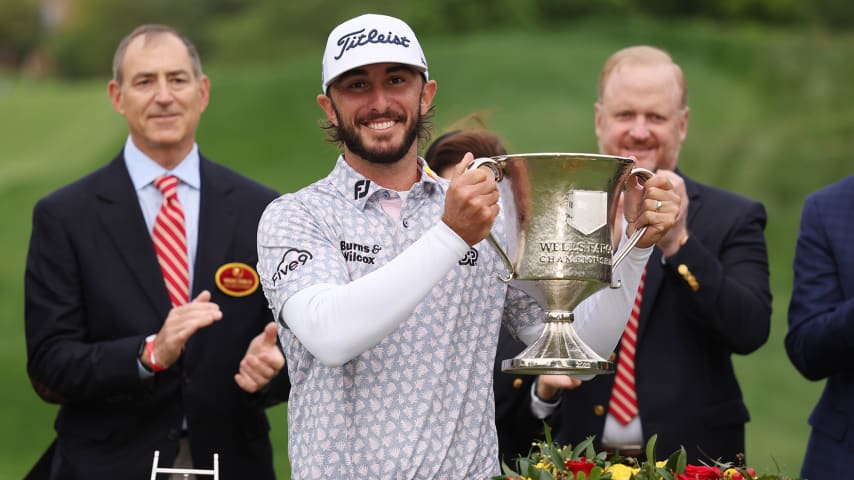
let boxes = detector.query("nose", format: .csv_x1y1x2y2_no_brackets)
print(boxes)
367,84,393,111
629,117,650,140
154,78,174,104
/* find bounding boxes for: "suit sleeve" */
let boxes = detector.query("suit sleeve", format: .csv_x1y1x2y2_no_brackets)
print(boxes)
25,199,147,404
663,199,771,354
785,193,854,380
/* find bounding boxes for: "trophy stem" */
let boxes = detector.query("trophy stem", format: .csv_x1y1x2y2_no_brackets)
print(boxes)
501,310,614,375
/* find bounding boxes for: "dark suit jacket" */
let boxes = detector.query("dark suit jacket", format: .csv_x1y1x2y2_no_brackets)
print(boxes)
25,153,290,480
554,172,771,463
493,326,555,466
785,175,854,480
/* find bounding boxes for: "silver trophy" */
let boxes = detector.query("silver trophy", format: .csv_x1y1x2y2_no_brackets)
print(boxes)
471,153,653,375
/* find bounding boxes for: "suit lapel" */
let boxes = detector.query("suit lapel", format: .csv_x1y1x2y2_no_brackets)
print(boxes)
95,155,171,321
636,171,702,341
183,157,236,360
638,248,664,338
193,156,236,298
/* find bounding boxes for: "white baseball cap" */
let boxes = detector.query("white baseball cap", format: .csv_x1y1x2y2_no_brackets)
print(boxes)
321,13,428,93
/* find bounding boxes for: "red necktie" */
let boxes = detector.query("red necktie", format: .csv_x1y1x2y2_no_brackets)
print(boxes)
609,269,646,425
153,175,189,306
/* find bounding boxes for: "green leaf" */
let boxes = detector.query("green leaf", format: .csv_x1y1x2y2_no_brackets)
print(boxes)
572,436,595,460
501,459,520,476
550,446,568,472
656,466,677,480
543,421,554,445
585,442,597,459
676,447,687,474
644,434,658,464
663,445,686,474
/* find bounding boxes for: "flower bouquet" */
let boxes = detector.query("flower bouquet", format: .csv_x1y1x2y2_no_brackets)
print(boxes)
492,426,801,480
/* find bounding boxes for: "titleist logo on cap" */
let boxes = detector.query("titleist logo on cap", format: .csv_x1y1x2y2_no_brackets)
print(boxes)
334,28,412,60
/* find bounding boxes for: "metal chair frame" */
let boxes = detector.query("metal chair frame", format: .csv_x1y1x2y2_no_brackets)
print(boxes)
150,450,219,480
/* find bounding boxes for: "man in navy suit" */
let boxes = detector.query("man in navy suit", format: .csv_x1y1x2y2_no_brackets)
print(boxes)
24,24,289,479
537,45,771,463
786,175,854,479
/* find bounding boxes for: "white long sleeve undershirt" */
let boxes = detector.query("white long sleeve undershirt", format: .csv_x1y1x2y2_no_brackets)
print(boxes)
281,222,469,366
282,222,650,368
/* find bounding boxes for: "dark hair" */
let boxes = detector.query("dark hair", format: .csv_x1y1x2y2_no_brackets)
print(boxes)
112,24,203,84
423,129,507,178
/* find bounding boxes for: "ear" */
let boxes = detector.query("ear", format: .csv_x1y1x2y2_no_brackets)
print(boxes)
593,101,604,139
107,80,123,114
317,94,338,126
419,79,437,115
678,106,690,143
198,74,211,113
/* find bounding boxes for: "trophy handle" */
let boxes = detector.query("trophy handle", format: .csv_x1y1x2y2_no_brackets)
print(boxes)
468,157,515,283
611,167,655,270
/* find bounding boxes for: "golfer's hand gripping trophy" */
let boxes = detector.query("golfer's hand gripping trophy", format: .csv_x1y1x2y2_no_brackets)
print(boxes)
471,153,653,375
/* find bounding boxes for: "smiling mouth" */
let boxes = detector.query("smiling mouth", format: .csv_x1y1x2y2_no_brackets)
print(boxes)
622,146,655,156
366,119,397,130
150,113,180,120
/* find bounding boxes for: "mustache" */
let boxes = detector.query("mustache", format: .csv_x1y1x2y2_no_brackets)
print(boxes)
625,138,656,147
359,110,405,123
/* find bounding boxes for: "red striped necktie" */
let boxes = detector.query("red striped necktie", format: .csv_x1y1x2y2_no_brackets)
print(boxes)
608,269,646,425
153,175,189,306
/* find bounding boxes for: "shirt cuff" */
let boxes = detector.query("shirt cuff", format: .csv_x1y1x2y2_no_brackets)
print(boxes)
529,380,560,420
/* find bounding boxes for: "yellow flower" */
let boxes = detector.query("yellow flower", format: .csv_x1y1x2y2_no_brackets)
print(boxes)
723,467,755,480
605,463,640,480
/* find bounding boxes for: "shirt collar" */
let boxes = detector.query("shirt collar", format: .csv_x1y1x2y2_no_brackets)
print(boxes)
330,155,445,210
123,136,201,191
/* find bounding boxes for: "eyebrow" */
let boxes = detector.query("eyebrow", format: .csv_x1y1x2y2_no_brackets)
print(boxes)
335,64,418,83
130,68,192,80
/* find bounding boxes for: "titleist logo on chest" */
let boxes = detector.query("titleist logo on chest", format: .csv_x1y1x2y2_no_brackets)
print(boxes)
334,28,412,60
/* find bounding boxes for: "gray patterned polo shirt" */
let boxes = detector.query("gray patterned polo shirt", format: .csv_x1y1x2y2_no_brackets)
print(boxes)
257,156,542,479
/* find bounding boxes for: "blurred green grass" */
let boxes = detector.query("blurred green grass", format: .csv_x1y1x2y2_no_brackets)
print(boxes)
3,17,851,478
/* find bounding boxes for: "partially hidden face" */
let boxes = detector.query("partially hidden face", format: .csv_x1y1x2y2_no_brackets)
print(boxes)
595,62,688,172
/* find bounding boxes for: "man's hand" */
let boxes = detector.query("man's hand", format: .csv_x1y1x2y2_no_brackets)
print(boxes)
649,170,689,257
441,152,500,246
235,322,285,394
143,290,222,370
535,374,583,402
623,173,681,249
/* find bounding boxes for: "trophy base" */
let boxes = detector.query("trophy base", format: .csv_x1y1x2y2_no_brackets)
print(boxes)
501,357,613,375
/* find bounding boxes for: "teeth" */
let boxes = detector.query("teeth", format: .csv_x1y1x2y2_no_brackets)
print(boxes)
368,120,396,130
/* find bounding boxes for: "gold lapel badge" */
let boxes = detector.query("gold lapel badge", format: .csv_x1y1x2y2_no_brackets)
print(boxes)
215,262,260,297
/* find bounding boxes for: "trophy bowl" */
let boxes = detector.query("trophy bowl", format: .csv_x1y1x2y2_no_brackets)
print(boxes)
471,153,653,375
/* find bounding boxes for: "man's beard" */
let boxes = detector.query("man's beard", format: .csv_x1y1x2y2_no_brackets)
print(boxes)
332,102,422,165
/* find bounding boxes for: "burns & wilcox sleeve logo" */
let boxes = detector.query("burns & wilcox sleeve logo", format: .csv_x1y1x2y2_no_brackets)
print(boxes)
334,28,411,60
459,247,478,266
272,248,313,285
341,240,382,264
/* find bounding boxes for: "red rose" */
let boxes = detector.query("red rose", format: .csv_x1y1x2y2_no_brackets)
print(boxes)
678,464,722,480
565,456,595,477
